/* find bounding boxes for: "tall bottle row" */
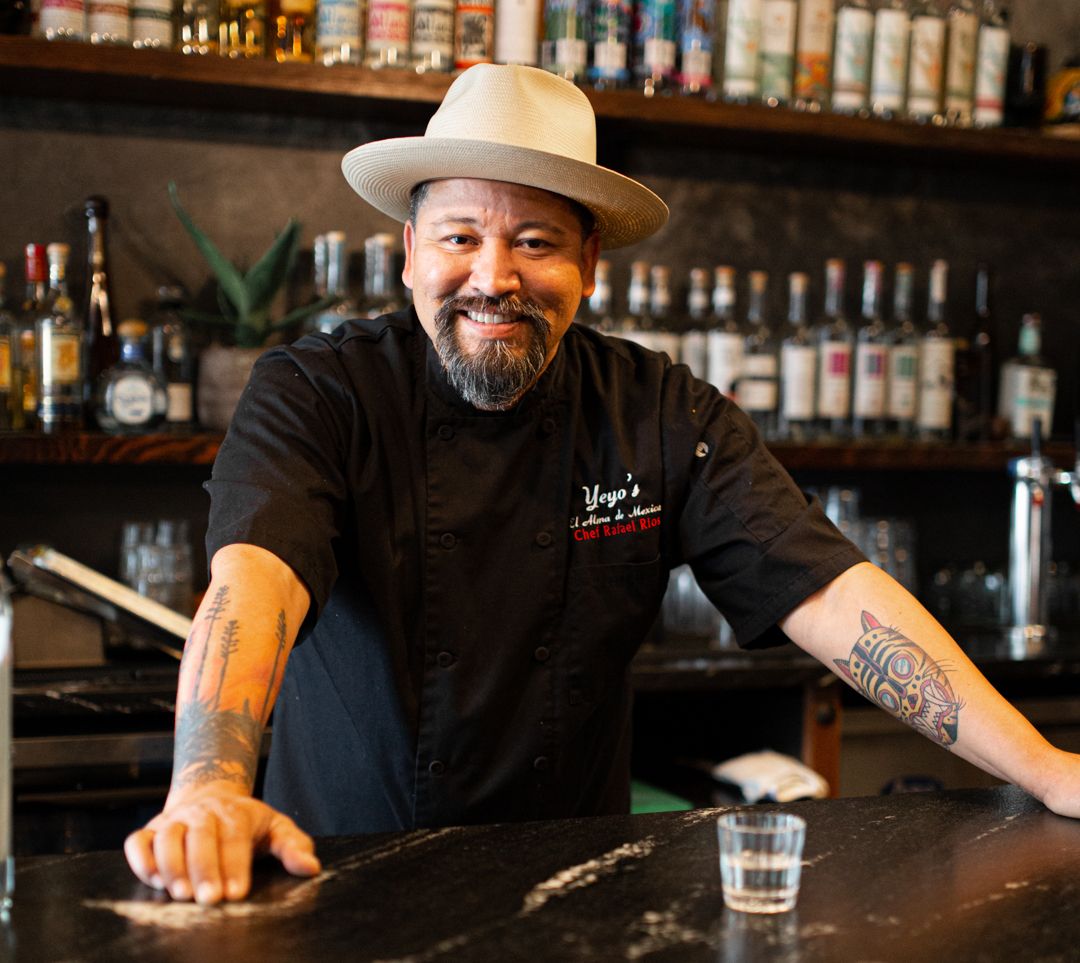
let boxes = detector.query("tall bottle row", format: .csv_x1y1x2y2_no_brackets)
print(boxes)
6,0,1071,130
577,256,1059,445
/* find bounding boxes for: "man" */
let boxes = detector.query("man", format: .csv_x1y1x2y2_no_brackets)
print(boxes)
125,64,1080,906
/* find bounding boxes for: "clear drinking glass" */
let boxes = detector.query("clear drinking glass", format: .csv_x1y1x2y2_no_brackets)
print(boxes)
717,811,806,913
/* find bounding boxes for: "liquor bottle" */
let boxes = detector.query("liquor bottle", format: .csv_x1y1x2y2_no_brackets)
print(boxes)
681,267,710,380
220,0,267,57
735,270,778,439
645,266,681,363
83,196,121,419
814,258,853,440
150,286,196,432
972,0,1009,127
721,0,762,103
412,0,455,71
870,0,910,119
87,0,131,42
793,0,833,111
542,0,588,83
998,313,1056,442
178,0,219,53
759,0,797,107
886,261,918,439
131,0,174,47
454,0,495,69
906,0,945,123
360,233,404,319
494,0,540,65
95,320,168,435
35,243,84,434
14,243,47,432
271,0,316,61
916,258,955,441
577,259,616,332
777,271,816,442
943,0,977,125
39,0,84,39
954,262,994,441
633,0,677,97
366,0,410,66
852,260,889,438
619,260,657,349
316,0,361,63
311,231,360,332
706,265,742,399
588,0,630,88
678,0,714,96
831,0,873,115
0,266,15,431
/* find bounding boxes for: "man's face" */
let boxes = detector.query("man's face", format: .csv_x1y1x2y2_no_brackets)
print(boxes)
402,178,600,411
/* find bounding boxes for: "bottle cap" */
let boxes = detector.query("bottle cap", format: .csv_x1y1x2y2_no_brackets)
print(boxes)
118,319,149,339
789,272,808,293
84,195,109,217
749,270,768,292
25,243,47,282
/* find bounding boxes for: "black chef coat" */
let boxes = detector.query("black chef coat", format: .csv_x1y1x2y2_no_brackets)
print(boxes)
205,308,864,836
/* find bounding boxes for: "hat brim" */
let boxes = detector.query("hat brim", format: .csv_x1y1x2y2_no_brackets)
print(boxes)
341,138,669,249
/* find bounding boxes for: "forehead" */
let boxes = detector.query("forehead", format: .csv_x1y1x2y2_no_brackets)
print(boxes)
415,178,584,228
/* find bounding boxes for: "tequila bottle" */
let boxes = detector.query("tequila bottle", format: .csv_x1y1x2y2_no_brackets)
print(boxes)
943,0,977,125
311,231,360,333
831,0,874,115
706,265,742,399
678,0,714,95
495,0,540,65
778,271,816,442
870,0,911,118
95,320,168,435
220,0,267,56
0,266,14,431
454,0,495,69
588,0,631,88
151,286,195,432
412,0,455,71
131,0,174,47
648,265,681,364
886,261,919,439
271,0,316,61
542,0,589,83
681,267,710,380
972,0,1009,127
619,261,657,350
721,0,761,103
998,313,1056,442
633,0,677,96
35,244,84,434
40,0,84,39
852,260,889,438
735,270,778,439
366,0,411,66
14,243,47,431
794,0,833,111
759,0,797,107
916,258,955,441
906,0,945,123
88,0,131,42
954,262,994,441
813,258,853,440
361,233,404,319
577,259,616,332
178,0,219,53
316,0,361,63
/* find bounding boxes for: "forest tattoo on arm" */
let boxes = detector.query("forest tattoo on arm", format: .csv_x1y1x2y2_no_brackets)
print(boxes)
173,586,290,792
834,611,964,748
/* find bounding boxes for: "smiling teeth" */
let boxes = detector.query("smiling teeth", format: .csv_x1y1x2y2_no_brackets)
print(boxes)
466,311,511,325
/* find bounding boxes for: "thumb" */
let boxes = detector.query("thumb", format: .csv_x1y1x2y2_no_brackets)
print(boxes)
265,811,322,877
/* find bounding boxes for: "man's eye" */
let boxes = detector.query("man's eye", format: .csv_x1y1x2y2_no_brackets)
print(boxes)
518,238,551,250
445,235,473,246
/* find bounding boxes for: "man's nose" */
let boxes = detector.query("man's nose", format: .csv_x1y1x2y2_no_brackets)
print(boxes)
467,240,522,298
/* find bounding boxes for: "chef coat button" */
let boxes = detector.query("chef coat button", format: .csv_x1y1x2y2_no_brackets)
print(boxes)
439,532,457,550
533,756,550,772
540,417,557,436
429,760,445,776
533,646,550,663
535,531,552,548
437,424,454,441
436,650,455,668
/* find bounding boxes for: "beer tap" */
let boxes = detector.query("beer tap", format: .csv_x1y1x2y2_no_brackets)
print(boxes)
1007,417,1080,654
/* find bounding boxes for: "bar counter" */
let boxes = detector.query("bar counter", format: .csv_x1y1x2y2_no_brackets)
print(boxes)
9,785,1080,962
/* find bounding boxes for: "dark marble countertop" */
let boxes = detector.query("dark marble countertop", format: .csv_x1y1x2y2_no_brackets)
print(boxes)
9,785,1080,962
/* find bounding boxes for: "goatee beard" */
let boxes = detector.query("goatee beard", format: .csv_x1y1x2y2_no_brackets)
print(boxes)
433,295,552,411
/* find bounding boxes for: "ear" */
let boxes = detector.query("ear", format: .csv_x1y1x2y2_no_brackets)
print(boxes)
402,220,415,292
861,611,881,634
579,231,601,299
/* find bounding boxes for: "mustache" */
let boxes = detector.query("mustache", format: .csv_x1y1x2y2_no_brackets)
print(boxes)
434,295,549,332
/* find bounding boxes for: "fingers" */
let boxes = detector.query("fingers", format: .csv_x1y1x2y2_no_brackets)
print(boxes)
153,820,193,901
266,812,322,877
124,827,163,891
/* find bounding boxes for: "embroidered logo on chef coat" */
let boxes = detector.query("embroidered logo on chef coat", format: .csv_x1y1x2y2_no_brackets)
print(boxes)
569,472,662,542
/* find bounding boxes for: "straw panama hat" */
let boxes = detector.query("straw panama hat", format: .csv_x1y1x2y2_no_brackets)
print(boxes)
341,64,669,249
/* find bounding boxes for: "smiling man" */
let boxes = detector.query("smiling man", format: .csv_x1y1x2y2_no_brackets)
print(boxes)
126,64,1080,906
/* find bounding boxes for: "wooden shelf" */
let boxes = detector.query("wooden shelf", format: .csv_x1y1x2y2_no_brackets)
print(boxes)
0,430,1071,471
2,36,1079,169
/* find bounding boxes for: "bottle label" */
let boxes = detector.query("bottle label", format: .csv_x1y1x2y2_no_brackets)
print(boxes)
0,337,10,391
870,8,909,108
643,36,677,71
455,2,495,67
638,0,677,72
908,15,945,114
543,0,588,73
589,0,630,79
42,332,81,386
794,0,832,103
87,0,132,38
917,337,955,430
706,330,744,398
817,341,852,418
781,343,816,419
41,0,86,36
132,0,173,44
760,0,796,101
831,6,873,108
1010,366,1056,439
495,0,540,64
853,342,888,418
738,354,778,413
973,25,1008,125
167,382,194,423
412,3,454,58
723,0,762,97
679,0,713,88
111,374,156,426
681,331,708,382
368,0,411,52
317,0,360,51
944,9,977,113
887,344,918,419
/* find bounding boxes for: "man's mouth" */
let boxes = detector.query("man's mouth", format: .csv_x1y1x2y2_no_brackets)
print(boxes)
464,310,515,325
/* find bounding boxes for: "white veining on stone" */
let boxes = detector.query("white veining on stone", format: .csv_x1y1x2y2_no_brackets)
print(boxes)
371,929,475,963
803,849,834,867
328,827,460,875
680,808,724,827
799,922,840,938
519,838,658,916
624,896,708,960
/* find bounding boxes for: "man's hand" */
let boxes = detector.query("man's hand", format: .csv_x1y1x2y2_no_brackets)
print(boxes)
1036,750,1080,820
124,783,321,905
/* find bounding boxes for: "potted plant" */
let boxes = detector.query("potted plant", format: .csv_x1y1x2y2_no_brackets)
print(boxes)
168,182,337,431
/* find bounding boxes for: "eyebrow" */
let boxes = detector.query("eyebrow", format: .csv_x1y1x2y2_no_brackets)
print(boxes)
428,216,572,236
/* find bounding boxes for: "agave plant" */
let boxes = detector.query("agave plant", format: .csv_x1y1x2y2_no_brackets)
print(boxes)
168,181,337,348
